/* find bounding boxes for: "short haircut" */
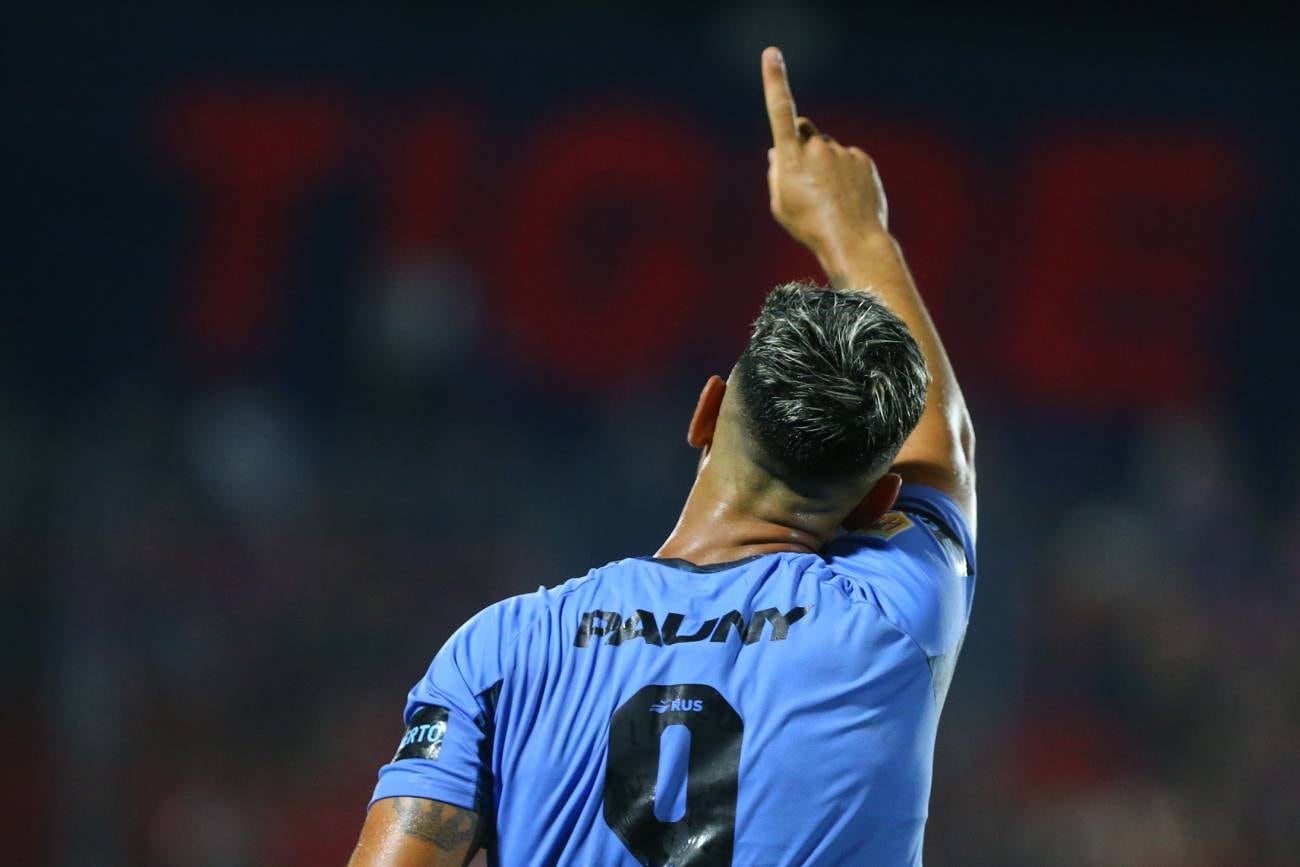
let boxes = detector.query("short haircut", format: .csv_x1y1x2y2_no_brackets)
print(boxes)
735,282,929,481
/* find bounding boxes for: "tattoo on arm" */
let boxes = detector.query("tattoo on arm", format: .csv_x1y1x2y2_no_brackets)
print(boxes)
391,797,479,851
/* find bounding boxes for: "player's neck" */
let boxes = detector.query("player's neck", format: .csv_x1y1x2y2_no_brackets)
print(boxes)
654,460,844,565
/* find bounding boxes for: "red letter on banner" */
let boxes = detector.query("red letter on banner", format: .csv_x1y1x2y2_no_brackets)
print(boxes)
1006,129,1251,409
374,103,478,259
161,88,351,365
495,103,719,387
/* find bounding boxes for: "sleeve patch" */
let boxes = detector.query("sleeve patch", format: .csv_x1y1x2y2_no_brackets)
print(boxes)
393,705,449,762
863,511,914,539
915,513,970,576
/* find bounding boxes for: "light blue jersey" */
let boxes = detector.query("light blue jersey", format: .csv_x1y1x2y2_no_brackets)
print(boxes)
370,484,976,866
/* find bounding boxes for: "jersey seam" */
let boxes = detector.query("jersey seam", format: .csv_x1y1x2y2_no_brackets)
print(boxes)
816,569,941,709
472,571,601,696
843,510,964,578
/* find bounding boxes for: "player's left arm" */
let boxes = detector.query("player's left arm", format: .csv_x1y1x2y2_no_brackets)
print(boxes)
347,796,483,867
352,598,530,866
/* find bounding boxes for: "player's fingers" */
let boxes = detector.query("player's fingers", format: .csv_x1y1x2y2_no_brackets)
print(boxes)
848,145,868,160
805,136,845,167
761,46,799,154
796,116,819,142
803,133,831,161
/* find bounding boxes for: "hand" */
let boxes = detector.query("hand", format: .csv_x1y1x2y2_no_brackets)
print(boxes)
762,47,889,272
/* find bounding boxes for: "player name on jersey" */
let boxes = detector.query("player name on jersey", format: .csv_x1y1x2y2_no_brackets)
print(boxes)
574,605,811,648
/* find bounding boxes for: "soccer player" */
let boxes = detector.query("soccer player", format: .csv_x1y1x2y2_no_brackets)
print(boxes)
347,46,976,867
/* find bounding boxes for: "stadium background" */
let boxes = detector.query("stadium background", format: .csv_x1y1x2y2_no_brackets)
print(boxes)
6,7,1299,865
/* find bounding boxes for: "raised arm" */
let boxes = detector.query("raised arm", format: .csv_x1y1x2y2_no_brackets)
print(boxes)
760,46,976,531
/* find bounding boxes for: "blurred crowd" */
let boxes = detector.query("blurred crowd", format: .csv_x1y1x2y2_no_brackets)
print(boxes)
929,414,1300,866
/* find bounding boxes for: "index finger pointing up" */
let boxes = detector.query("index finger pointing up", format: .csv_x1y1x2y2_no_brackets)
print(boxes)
762,46,799,153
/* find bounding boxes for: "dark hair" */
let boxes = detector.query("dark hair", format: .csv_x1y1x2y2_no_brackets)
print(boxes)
735,282,929,481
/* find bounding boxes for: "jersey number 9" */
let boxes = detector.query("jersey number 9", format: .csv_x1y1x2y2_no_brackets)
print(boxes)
603,683,744,866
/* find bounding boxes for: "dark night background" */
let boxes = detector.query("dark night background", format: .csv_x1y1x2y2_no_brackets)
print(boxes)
5,6,1299,865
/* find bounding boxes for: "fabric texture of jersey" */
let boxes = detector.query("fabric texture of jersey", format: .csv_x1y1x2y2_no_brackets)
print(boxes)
370,484,976,866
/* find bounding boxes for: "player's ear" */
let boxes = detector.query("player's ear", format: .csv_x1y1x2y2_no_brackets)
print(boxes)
687,375,727,449
843,472,903,530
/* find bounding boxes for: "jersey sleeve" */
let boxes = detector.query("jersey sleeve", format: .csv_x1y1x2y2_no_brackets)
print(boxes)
823,483,976,663
369,597,524,814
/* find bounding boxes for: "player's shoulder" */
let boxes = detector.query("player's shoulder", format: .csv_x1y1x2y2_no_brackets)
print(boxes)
533,556,670,608
828,483,975,576
821,483,976,657
448,558,644,652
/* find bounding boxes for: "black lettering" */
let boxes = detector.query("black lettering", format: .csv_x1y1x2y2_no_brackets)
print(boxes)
580,606,811,649
662,613,718,645
610,610,663,647
575,610,622,648
709,611,748,643
743,606,812,644
575,611,595,648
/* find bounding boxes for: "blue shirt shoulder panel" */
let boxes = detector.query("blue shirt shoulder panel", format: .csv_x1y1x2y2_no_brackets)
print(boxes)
369,589,553,813
822,483,976,659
